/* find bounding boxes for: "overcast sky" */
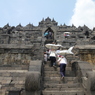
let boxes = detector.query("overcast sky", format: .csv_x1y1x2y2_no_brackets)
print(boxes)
0,0,95,29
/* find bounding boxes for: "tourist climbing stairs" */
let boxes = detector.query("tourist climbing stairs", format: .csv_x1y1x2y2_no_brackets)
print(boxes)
42,60,86,95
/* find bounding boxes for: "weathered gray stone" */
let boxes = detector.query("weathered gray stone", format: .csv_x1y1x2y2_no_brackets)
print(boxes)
86,71,95,91
25,71,41,91
0,17,95,95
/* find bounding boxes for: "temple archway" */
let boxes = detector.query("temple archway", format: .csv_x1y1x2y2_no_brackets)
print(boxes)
44,27,56,44
44,27,54,40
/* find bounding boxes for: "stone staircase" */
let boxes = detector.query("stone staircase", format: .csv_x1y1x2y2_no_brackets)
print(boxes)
0,65,28,95
42,61,86,95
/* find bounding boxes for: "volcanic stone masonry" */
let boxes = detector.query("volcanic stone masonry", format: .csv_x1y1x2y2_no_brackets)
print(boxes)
0,17,95,95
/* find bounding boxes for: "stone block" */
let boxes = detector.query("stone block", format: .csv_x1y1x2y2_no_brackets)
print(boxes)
82,77,88,90
86,71,95,91
25,71,41,91
21,90,41,95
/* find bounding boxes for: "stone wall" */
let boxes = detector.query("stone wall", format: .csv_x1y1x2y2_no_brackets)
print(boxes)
75,45,95,65
0,17,94,65
0,44,43,65
0,53,31,65
0,17,93,46
80,53,95,65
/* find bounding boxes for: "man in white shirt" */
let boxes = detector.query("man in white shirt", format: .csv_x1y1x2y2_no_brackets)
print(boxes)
57,55,67,79
49,49,56,67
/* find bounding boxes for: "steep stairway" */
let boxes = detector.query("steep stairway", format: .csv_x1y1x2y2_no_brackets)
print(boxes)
0,65,28,94
42,61,86,95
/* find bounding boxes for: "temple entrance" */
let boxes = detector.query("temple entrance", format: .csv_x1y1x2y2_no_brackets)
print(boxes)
44,27,55,44
44,27,54,40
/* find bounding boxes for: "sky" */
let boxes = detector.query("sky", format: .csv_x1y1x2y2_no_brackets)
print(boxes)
0,0,95,29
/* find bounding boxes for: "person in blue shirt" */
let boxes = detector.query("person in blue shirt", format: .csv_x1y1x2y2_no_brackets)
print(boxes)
44,32,48,39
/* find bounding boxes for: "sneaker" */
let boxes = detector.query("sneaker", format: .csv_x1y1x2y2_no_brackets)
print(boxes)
53,65,56,68
61,76,64,79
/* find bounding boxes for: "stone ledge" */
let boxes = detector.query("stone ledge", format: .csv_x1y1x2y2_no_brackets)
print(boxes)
0,44,34,49
75,45,95,49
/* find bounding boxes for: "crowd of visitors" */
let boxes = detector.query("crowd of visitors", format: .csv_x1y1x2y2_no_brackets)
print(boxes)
44,44,68,79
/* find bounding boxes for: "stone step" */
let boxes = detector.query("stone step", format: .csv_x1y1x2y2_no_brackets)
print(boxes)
44,70,75,77
0,78,25,93
44,66,72,71
44,66,57,71
1,84,24,90
7,87,22,91
44,87,83,91
0,70,28,72
0,76,25,84
10,80,25,85
44,73,60,77
42,88,85,95
44,83,81,88
44,65,75,77
0,65,28,70
0,67,27,94
42,59,84,95
0,70,27,78
0,72,27,77
12,77,26,81
45,63,71,68
0,90,6,95
44,77,79,83
44,70,73,74
44,80,66,84
44,70,58,74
